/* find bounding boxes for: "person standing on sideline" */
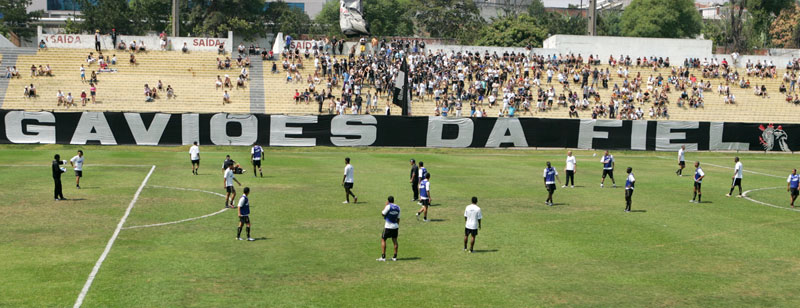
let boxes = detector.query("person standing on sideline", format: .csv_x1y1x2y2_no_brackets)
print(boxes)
111,29,117,50
236,187,255,241
251,144,264,178
416,173,432,221
189,141,200,175
727,157,743,197
543,162,561,206
464,197,482,253
378,196,400,261
691,162,705,203
676,145,686,176
52,154,67,200
342,157,357,204
409,159,419,202
69,150,84,189
94,30,101,52
564,151,577,188
624,167,635,212
600,151,616,188
788,169,799,208
224,164,242,208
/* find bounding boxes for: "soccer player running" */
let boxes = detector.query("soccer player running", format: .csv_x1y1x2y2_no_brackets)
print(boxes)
624,167,635,212
236,187,255,241
600,150,616,188
691,161,705,203
543,162,561,206
342,157,357,204
224,164,242,208
409,159,419,202
69,150,84,189
52,154,67,200
563,151,576,188
251,144,264,178
727,157,743,197
788,169,799,208
378,196,400,262
416,173,432,221
464,197,482,253
189,141,200,175
676,145,686,176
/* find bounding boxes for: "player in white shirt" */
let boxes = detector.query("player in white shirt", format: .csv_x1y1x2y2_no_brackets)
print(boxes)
676,145,686,176
189,141,200,175
564,151,576,188
342,157,357,204
727,157,743,197
691,161,705,203
624,167,635,212
464,197,482,253
69,150,84,189
224,164,242,208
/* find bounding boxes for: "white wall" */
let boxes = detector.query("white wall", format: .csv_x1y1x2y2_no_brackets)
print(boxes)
37,26,233,53
543,35,714,63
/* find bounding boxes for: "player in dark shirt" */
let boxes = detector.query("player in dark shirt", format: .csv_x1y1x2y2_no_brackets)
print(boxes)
52,154,66,200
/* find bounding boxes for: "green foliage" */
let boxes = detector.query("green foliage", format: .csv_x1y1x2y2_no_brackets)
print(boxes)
262,1,312,38
597,9,623,37
474,13,547,47
527,0,546,18
701,19,727,51
130,0,171,34
364,0,414,37
182,0,266,39
76,0,138,35
620,0,702,38
314,0,342,37
0,0,42,39
413,0,483,41
526,0,587,36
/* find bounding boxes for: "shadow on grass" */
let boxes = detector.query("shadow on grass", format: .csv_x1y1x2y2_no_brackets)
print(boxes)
471,249,499,253
77,187,100,189
252,237,268,241
550,203,568,206
57,198,86,201
427,218,447,222
395,257,421,261
630,210,647,213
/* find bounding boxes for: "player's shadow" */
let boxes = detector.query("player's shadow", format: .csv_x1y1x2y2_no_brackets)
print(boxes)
698,201,713,204
427,218,446,222
78,186,99,189
550,203,568,206
471,249,499,253
251,237,268,241
395,257,421,261
354,201,369,204
59,198,86,201
630,210,647,213
429,203,442,206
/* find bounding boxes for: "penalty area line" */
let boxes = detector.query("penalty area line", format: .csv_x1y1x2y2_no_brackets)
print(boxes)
73,165,156,308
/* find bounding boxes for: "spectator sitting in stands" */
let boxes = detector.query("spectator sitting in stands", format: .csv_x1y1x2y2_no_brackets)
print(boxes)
39,40,47,50
222,90,230,104
236,54,243,67
294,89,300,104
80,90,87,105
780,84,787,93
138,41,147,52
87,52,96,65
271,62,278,74
117,40,126,50
243,56,250,67
240,67,248,79
160,37,167,51
218,43,225,55
286,71,292,83
111,54,117,65
166,85,175,99
129,41,137,52
182,42,188,53
157,80,164,92
215,75,223,89
223,75,232,88
57,90,65,105
129,53,137,65
23,86,29,98
90,71,98,83
66,92,74,107
238,43,245,54
224,57,231,69
30,64,37,77
236,75,245,89
249,44,256,55
217,58,224,70
4,67,11,78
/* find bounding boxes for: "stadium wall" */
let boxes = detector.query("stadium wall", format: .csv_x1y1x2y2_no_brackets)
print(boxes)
543,35,713,63
37,26,234,53
0,111,794,152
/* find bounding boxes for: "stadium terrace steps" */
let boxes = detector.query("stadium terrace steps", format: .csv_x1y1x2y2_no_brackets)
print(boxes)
2,48,799,123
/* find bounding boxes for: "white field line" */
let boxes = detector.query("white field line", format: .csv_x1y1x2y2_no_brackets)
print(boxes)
742,187,800,213
0,164,152,167
655,156,784,178
122,185,228,230
73,165,156,308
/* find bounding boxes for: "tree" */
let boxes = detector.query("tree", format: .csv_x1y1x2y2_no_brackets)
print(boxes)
130,0,172,34
262,1,313,38
0,0,42,40
474,13,547,47
76,0,139,35
526,0,587,36
769,2,800,48
527,0,546,18
314,0,341,36
413,0,483,41
364,0,414,37
619,0,702,38
597,9,623,37
182,0,266,39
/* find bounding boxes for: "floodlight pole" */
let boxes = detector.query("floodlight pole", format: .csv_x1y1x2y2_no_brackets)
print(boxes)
587,0,597,36
171,0,180,37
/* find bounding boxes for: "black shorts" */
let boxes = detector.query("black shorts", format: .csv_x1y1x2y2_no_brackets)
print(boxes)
239,216,250,224
252,160,261,167
732,178,742,186
679,161,685,167
602,169,614,178
465,228,478,236
546,184,556,192
421,198,430,206
191,159,200,165
382,228,398,239
75,170,83,177
226,186,235,193
344,182,353,189
694,182,702,190
791,188,799,197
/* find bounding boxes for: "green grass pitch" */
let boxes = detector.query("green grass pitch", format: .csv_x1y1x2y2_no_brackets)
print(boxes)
1,145,800,307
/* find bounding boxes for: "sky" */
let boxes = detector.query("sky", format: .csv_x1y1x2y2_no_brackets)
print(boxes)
542,0,728,8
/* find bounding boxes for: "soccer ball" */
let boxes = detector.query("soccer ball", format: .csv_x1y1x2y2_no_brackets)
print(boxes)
592,153,597,157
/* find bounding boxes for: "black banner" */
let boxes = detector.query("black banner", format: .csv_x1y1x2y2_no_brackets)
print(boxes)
0,110,794,152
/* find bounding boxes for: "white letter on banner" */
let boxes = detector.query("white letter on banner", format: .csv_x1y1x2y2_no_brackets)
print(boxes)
5,111,56,144
655,121,699,151
210,113,258,145
631,120,648,150
331,115,377,146
577,119,622,149
182,114,199,145
426,117,473,148
485,118,528,147
70,112,117,145
124,113,171,145
269,115,317,146
709,122,748,150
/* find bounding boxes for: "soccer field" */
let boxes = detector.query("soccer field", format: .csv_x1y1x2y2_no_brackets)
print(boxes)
2,145,800,307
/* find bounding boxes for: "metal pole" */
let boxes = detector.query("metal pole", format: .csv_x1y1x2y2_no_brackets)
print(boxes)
171,0,179,37
587,0,597,36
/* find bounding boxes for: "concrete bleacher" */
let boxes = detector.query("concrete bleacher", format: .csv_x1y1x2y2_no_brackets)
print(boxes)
2,48,799,123
1,48,250,113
